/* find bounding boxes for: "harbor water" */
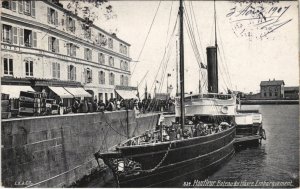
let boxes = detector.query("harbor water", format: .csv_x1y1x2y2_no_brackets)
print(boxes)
208,104,299,188
90,105,299,187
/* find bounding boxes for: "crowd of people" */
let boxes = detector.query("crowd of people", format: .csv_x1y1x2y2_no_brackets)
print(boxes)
69,97,175,114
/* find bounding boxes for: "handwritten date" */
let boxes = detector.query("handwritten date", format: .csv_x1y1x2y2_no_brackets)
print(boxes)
227,2,292,40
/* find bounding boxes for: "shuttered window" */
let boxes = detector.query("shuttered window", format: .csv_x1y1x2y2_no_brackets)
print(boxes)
47,7,58,25
18,1,23,13
99,71,105,84
68,65,76,81
109,73,115,85
98,53,105,64
52,62,60,79
31,1,35,17
84,48,92,61
109,56,114,67
19,28,24,45
2,25,12,43
66,16,76,32
48,37,59,53
13,27,18,44
84,68,93,83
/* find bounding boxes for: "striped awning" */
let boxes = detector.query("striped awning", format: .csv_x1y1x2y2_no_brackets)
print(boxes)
64,87,92,98
48,86,73,98
1,85,35,99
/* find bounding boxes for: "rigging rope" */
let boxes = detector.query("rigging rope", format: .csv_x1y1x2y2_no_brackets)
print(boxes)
131,1,162,76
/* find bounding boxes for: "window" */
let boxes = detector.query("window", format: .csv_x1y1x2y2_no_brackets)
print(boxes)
124,46,127,55
52,62,60,79
109,73,115,85
2,0,17,11
119,43,127,55
67,65,76,81
2,0,10,9
84,48,92,61
120,60,123,70
108,38,113,49
48,37,59,53
25,60,33,76
23,29,36,47
98,71,105,84
98,33,107,46
3,58,13,76
67,43,77,57
84,68,92,83
98,53,105,64
66,16,75,32
119,44,123,53
2,25,17,44
124,76,128,86
23,0,31,15
47,7,58,25
109,56,114,67
120,75,124,86
15,1,35,16
2,25,12,43
84,28,91,39
124,61,128,71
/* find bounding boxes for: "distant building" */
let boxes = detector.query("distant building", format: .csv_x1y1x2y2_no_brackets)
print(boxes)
260,79,285,99
1,0,132,103
284,86,299,100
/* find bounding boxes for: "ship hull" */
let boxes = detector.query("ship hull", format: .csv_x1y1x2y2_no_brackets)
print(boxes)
104,127,235,187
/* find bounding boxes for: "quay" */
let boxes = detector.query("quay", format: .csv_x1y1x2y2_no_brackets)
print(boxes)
1,111,159,187
241,99,299,105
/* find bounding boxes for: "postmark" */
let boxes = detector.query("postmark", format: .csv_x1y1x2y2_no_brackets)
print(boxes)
227,1,293,40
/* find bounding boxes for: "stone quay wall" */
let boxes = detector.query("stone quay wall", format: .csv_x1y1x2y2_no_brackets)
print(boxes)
1,111,159,187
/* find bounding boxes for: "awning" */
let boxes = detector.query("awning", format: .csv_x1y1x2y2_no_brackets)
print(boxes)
1,85,35,99
64,87,92,98
116,90,138,100
48,86,73,98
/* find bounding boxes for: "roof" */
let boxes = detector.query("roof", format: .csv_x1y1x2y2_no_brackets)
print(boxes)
260,80,285,86
284,86,299,92
43,0,131,46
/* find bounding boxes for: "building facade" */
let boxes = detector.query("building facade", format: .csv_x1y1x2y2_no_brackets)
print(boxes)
260,79,285,99
1,0,132,102
284,86,299,100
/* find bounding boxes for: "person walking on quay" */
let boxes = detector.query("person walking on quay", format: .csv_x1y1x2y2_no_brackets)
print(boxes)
72,98,79,113
98,100,106,112
116,99,121,110
92,99,98,112
87,100,93,113
106,99,114,111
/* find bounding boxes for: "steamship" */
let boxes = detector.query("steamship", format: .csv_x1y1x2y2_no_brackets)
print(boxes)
94,0,237,187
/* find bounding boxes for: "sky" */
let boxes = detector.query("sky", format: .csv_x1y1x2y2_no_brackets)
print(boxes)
63,1,299,95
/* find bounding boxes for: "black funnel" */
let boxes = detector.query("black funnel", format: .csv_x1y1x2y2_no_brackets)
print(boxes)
206,46,218,93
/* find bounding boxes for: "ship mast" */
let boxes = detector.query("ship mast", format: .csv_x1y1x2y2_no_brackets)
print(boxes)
179,0,185,130
214,0,218,92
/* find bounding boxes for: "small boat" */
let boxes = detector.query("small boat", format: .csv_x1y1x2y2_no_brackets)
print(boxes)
94,0,237,187
235,109,266,145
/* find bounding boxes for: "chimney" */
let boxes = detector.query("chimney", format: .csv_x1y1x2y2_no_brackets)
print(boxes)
207,46,218,93
273,78,275,81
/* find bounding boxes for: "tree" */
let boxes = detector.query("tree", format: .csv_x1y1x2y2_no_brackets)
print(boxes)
64,0,116,23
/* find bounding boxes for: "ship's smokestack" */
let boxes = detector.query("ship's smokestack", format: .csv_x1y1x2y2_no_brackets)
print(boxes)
207,46,218,93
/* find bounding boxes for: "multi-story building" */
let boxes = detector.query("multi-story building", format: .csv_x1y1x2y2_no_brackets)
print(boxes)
260,79,285,99
1,0,133,103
